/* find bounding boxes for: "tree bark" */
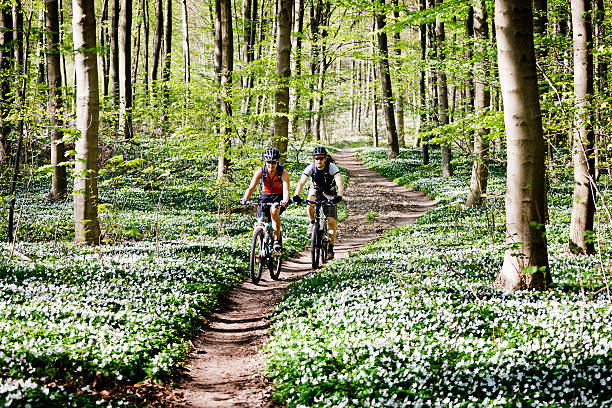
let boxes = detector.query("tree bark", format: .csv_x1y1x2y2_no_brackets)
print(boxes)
273,0,292,161
217,0,233,178
435,8,452,176
14,0,24,77
419,0,428,165
0,6,14,163
465,0,490,207
594,0,606,180
142,0,149,96
46,0,67,201
289,0,303,139
73,0,101,244
110,0,120,107
493,0,549,290
161,0,172,118
119,0,133,139
100,0,110,96
181,0,190,83
150,0,163,85
392,2,404,148
376,0,399,158
568,0,595,254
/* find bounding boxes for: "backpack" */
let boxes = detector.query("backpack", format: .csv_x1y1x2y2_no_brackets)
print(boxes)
260,163,285,193
311,157,337,193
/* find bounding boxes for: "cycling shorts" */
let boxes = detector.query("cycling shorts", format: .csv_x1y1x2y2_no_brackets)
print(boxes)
307,187,337,219
258,193,286,219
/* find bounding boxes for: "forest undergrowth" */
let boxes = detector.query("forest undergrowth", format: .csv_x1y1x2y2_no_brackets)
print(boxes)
0,145,328,406
264,148,612,408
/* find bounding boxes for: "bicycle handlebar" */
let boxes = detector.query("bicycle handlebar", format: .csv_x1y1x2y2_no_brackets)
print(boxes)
295,198,334,206
241,201,286,207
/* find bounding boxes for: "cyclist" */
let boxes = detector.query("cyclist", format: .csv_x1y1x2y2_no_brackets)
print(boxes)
240,147,290,255
293,146,344,260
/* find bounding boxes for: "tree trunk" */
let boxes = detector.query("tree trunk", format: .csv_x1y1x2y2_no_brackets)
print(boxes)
110,0,120,107
465,5,474,115
419,0,428,165
435,9,452,177
217,0,233,178
181,0,190,83
119,0,133,139
46,0,67,201
14,0,24,77
304,0,321,138
465,0,490,207
72,0,101,245
0,6,14,163
289,0,303,139
392,4,405,148
150,0,163,85
100,0,110,96
142,0,149,96
161,0,172,119
376,0,399,158
568,0,595,254
273,0,292,161
493,0,549,290
594,0,606,180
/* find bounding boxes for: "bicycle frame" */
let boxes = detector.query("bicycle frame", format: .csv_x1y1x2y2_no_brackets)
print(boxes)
298,198,332,269
243,201,283,283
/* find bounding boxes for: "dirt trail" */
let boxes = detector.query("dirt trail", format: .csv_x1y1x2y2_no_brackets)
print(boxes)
178,150,436,407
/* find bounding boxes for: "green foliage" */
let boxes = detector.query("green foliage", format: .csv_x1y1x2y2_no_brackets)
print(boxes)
264,148,612,408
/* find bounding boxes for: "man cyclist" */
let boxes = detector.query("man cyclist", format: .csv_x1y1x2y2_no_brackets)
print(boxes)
240,147,290,255
293,146,344,260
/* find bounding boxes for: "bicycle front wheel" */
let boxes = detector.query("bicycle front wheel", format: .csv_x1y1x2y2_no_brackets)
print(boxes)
320,229,328,265
311,226,320,269
250,227,265,284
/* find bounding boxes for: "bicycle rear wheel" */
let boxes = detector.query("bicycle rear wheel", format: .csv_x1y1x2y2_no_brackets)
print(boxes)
268,235,282,280
311,226,320,269
250,227,265,284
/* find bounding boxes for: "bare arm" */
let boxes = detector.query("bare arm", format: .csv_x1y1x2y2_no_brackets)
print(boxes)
294,173,309,197
242,168,263,201
334,172,344,196
281,168,290,202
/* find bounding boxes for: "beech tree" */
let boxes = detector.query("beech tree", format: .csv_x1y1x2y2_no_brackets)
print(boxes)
119,0,133,139
0,6,13,163
465,0,490,207
568,0,596,254
73,0,101,244
46,0,67,201
435,2,452,177
216,0,233,178
273,0,292,160
493,0,549,290
376,0,399,158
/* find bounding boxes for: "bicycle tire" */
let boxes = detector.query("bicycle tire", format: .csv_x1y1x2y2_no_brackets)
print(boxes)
311,225,319,269
250,227,265,284
269,235,282,280
320,229,328,265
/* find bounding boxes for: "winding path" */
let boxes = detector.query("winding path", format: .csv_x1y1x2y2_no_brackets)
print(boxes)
178,150,436,407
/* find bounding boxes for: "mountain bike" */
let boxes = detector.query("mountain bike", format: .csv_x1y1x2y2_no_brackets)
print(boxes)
296,198,332,269
243,201,283,284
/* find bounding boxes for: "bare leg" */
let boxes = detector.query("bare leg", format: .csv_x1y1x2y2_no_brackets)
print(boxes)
271,206,281,241
327,217,337,245
307,195,316,222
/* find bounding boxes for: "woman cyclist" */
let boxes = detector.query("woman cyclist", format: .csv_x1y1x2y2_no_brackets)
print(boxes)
240,148,290,255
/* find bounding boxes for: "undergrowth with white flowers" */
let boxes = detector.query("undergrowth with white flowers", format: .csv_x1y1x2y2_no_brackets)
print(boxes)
0,146,338,406
264,148,612,408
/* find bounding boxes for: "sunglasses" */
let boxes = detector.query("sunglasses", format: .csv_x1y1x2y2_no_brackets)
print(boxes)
314,156,326,161
266,161,278,164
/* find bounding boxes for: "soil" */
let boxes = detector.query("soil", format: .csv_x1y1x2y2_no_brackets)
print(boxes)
175,150,436,408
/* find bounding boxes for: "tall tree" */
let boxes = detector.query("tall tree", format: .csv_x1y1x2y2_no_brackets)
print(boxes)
46,0,67,201
418,0,428,165
290,0,304,138
376,0,399,158
73,0,101,244
217,0,233,178
118,0,133,139
110,0,120,107
161,0,172,117
273,0,292,160
0,5,14,163
150,0,163,88
493,0,549,290
99,0,110,96
465,0,490,206
568,0,596,254
392,0,404,147
142,0,149,96
181,0,190,83
435,3,452,177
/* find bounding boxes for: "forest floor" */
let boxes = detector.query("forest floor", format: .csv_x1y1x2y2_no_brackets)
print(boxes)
175,150,436,407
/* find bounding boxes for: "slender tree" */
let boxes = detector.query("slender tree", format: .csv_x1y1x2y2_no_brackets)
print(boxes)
217,0,233,178
568,0,596,254
100,0,110,95
376,0,399,158
73,0,101,244
0,5,14,163
290,0,304,138
418,0,428,165
142,0,149,96
392,0,404,147
46,0,67,201
273,0,292,160
435,3,452,176
118,0,133,139
110,0,120,107
493,0,549,290
465,0,490,206
150,0,163,88
161,0,172,117
181,0,190,83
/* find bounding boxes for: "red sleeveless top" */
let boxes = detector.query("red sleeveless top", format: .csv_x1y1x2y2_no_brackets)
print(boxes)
262,166,284,194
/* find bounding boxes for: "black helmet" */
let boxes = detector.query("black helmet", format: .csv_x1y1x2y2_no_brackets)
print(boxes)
263,147,281,162
312,146,327,157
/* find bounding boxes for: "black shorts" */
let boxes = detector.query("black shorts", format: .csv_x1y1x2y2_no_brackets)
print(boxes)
309,188,338,219
257,193,286,219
